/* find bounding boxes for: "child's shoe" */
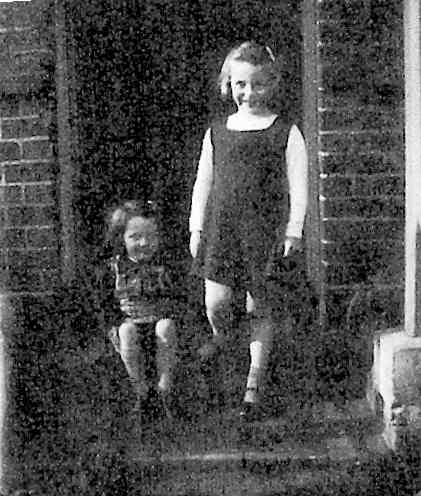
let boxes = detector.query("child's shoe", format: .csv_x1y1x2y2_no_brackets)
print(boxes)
159,392,176,423
239,401,264,423
239,388,265,422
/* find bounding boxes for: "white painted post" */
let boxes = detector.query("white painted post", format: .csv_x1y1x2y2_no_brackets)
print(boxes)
404,0,421,336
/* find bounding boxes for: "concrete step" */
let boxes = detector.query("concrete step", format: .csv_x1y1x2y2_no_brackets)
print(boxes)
121,399,397,495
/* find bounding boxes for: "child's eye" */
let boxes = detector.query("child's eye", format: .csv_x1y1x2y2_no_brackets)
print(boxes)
236,81,246,88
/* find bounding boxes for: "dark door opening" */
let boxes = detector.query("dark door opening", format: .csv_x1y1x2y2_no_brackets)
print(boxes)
69,0,302,262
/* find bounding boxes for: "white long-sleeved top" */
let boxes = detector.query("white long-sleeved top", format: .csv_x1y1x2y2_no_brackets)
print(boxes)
189,122,308,239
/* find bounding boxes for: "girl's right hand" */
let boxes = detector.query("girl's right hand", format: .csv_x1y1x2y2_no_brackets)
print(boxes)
120,298,139,317
190,231,201,258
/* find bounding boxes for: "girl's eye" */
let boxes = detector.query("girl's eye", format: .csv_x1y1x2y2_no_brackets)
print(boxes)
236,81,246,88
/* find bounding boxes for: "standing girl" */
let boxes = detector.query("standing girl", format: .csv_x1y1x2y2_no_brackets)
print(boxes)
103,200,178,421
190,41,308,421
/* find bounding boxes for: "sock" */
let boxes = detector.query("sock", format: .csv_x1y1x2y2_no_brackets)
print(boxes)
157,373,171,394
244,366,260,403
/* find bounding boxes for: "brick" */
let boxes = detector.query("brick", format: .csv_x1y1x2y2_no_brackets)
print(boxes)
24,183,55,204
319,62,369,93
22,140,52,160
3,228,25,248
318,0,370,15
325,258,396,285
26,227,57,248
4,162,55,183
8,268,43,292
6,205,56,227
319,20,368,46
0,184,22,204
0,95,20,118
368,286,404,316
0,3,42,31
320,131,403,155
7,29,41,54
13,50,44,73
323,197,404,219
320,40,364,62
2,117,49,139
0,141,20,161
322,176,354,197
0,30,9,46
0,61,54,97
323,218,402,242
0,5,19,30
19,96,40,117
320,152,404,175
320,106,403,132
18,249,59,270
323,238,404,266
353,175,404,197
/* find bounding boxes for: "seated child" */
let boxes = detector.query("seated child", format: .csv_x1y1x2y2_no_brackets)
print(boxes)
103,200,178,421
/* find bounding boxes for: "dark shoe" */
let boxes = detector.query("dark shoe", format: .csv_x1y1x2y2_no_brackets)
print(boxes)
239,401,264,423
160,392,176,422
132,395,151,424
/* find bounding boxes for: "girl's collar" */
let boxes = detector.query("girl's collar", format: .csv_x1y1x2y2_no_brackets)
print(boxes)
226,113,279,131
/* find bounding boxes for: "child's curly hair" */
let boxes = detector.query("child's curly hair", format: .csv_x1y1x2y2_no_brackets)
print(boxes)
105,200,159,257
218,41,281,99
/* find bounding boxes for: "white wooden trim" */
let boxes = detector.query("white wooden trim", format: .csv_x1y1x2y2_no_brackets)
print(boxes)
404,0,421,336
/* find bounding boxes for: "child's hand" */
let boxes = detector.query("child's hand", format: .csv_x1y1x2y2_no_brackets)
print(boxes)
120,298,140,317
108,326,120,353
190,231,201,258
283,237,303,257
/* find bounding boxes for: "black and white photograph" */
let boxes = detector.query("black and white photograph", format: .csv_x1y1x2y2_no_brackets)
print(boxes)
0,0,419,494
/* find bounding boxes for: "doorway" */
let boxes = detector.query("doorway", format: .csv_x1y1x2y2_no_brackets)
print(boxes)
68,0,302,262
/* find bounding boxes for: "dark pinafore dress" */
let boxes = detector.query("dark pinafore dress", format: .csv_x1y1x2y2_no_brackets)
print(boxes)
194,116,291,300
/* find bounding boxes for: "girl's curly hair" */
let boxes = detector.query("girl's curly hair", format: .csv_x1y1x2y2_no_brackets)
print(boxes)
105,200,158,257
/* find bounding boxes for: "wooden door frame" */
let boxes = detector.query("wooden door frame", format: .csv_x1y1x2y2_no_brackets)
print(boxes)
302,0,325,323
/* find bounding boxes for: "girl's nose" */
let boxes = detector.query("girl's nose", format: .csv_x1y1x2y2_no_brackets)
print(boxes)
138,237,147,247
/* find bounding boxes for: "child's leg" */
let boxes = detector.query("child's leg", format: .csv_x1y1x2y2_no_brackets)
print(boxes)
118,320,148,400
155,318,177,394
201,279,233,357
243,292,274,404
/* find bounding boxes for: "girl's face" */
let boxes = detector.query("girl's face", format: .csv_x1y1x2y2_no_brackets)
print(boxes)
229,61,274,115
123,216,159,262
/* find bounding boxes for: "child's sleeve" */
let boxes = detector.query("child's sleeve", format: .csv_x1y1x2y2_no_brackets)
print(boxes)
189,128,213,232
285,124,308,238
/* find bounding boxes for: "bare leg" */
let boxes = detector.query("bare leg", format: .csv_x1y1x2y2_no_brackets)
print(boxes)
243,293,274,404
200,279,233,358
118,320,148,400
155,318,177,394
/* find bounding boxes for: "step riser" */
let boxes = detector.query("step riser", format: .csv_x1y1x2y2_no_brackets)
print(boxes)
134,459,395,496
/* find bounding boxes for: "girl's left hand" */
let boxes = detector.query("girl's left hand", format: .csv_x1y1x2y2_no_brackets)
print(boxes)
283,236,303,257
120,298,140,317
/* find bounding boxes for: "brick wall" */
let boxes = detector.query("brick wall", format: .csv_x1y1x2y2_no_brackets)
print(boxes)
314,0,405,326
0,0,59,293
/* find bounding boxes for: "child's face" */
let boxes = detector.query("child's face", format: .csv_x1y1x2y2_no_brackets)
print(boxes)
123,216,159,262
229,61,273,114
